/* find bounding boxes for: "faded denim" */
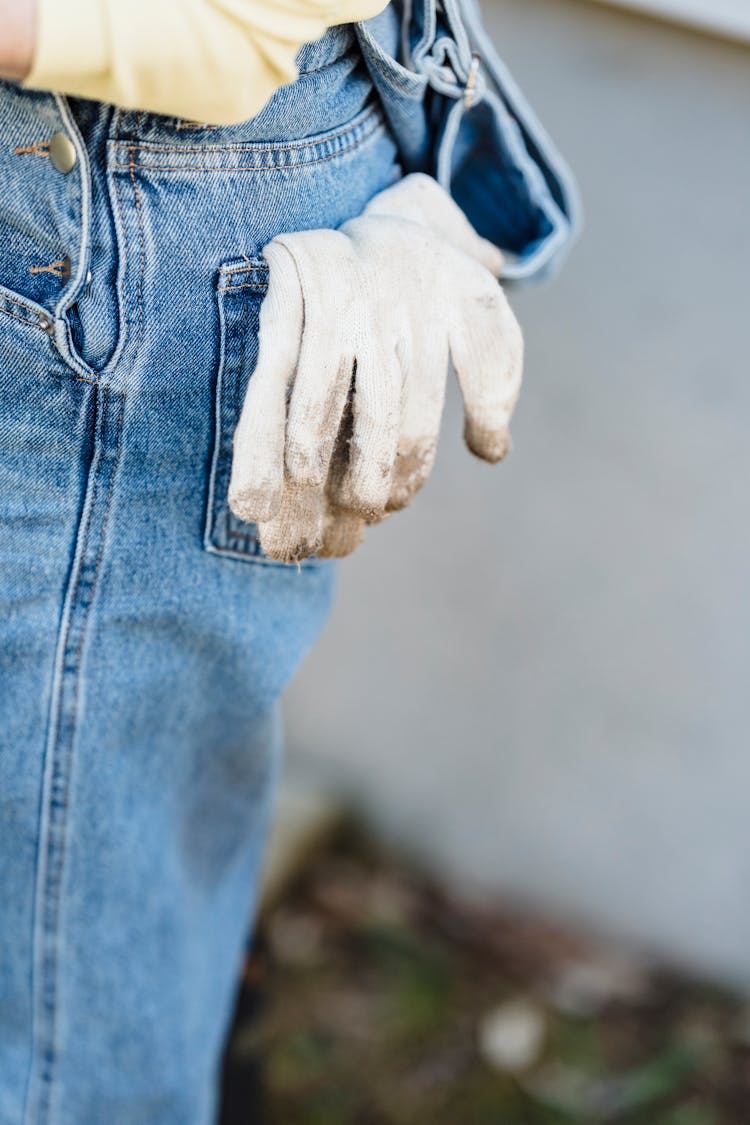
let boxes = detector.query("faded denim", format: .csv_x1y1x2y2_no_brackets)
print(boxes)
0,26,398,1125
357,0,581,280
0,9,578,1124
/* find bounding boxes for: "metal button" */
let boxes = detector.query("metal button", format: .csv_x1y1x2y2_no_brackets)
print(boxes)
49,132,77,175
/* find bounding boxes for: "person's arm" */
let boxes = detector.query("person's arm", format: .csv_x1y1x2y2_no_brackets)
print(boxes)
0,0,36,82
2,0,387,126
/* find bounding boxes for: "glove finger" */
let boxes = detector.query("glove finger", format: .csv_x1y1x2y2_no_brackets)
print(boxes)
319,390,367,555
277,231,356,492
364,173,504,278
449,274,524,464
257,481,324,564
228,244,302,524
321,384,350,501
319,504,366,558
387,330,449,513
285,335,354,494
335,345,401,520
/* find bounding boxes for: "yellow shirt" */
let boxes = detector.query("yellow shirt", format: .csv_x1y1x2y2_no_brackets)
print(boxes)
24,0,388,125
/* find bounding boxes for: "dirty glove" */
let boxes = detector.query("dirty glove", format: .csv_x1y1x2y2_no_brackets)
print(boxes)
228,173,524,563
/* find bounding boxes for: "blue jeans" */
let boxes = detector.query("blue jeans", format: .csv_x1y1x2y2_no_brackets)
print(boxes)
0,26,399,1124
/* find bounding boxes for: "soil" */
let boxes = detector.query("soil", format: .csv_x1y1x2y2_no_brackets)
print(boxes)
220,822,750,1125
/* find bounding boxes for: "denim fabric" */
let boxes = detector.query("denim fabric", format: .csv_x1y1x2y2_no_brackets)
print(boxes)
0,26,400,1125
0,3,578,1118
356,0,581,280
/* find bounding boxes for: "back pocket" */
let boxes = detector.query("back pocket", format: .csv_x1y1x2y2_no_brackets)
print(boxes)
204,256,322,567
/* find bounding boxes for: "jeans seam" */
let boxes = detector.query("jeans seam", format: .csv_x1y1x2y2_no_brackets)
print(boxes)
0,283,56,331
111,114,385,175
127,145,147,352
24,385,125,1125
106,118,132,378
0,295,97,385
206,275,323,568
0,305,48,333
112,103,380,157
221,280,269,293
108,111,143,376
112,133,383,174
205,274,266,564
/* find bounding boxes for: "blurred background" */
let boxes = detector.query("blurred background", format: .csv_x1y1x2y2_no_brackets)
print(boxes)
288,0,750,991
226,1,750,1120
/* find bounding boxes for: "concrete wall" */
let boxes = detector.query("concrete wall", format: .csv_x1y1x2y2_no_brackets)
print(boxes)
593,0,750,42
285,0,750,985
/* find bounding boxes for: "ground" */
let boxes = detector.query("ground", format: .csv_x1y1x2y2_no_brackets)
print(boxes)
219,824,750,1124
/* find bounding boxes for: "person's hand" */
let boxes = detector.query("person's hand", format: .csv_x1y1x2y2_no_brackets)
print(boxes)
228,174,524,563
0,0,36,82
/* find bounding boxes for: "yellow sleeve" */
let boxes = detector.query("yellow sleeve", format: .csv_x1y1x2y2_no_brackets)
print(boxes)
24,0,388,126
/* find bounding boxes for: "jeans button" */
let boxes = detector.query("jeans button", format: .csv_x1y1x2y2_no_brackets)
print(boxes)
49,131,77,174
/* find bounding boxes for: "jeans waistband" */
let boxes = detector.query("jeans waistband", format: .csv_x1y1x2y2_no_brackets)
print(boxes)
102,24,371,149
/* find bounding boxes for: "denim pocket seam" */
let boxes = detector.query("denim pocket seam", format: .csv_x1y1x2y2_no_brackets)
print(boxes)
0,284,53,335
113,103,379,156
0,303,45,333
112,129,385,176
110,105,386,174
205,260,323,569
218,279,269,293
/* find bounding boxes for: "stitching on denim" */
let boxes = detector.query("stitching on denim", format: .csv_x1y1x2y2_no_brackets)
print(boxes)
27,383,109,1123
15,141,51,158
112,125,385,175
0,301,95,375
29,260,70,280
224,530,263,544
207,287,320,569
128,143,146,348
359,49,426,95
210,286,265,563
0,305,44,331
207,543,321,569
38,389,124,1122
219,269,268,286
297,55,353,78
0,281,54,321
233,306,248,418
112,106,380,158
218,258,268,292
218,269,267,279
218,265,267,275
110,121,132,355
53,389,122,1116
174,120,220,131
223,281,269,292
69,392,124,733
0,309,96,381
128,144,146,351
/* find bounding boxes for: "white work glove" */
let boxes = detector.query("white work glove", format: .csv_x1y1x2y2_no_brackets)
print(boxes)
228,173,524,563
